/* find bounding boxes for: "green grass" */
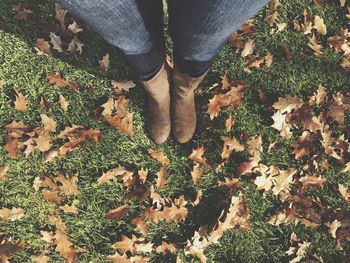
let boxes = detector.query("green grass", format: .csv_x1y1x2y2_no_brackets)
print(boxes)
1,0,350,262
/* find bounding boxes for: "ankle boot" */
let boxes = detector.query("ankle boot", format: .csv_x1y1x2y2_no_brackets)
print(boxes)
140,63,171,144
171,67,208,144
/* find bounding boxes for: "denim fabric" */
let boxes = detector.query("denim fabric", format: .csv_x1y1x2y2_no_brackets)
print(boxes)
58,0,269,79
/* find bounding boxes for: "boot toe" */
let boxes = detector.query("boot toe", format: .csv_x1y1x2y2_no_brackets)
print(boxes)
149,124,171,145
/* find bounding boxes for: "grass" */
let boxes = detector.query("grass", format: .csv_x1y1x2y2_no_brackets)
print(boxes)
1,0,350,262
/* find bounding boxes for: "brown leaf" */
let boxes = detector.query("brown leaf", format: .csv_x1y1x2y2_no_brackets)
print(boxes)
225,116,235,131
148,149,170,165
12,3,32,21
207,82,249,120
0,207,25,221
47,73,79,91
99,53,110,73
155,241,177,255
106,204,130,219
102,96,134,136
220,136,245,160
51,215,76,263
0,238,27,262
339,184,350,203
49,32,63,52
97,165,133,184
68,21,83,34
191,163,203,185
0,166,8,181
58,94,69,111
189,146,210,167
41,189,64,204
155,166,167,189
14,90,27,111
67,36,83,54
34,39,52,55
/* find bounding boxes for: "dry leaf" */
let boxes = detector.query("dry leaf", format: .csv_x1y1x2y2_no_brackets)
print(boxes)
148,149,170,165
35,39,51,55
14,90,27,111
0,207,25,221
49,32,64,52
59,94,69,111
99,53,110,73
106,204,130,219
47,73,79,90
67,36,83,54
155,166,167,189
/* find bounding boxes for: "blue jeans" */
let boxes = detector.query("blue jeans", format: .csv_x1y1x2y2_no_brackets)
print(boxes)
58,0,268,80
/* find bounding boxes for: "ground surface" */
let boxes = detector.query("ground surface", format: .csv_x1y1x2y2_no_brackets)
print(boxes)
1,0,350,262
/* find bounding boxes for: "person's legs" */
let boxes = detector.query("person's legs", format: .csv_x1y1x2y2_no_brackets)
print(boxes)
168,0,269,143
58,0,171,144
58,0,165,80
168,0,269,76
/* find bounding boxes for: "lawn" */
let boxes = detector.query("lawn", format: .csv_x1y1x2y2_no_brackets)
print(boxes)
1,0,350,262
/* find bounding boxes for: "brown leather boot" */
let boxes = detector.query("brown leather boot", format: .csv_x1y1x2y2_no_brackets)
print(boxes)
140,63,171,144
171,66,208,144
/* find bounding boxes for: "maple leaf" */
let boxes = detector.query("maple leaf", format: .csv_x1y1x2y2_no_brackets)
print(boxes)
14,89,27,111
34,39,52,55
99,53,110,73
148,149,170,165
47,73,79,90
106,204,130,220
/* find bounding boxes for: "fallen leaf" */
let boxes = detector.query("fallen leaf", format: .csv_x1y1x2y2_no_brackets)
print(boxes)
99,53,110,73
47,73,79,91
35,39,51,55
0,207,25,221
14,90,27,111
106,204,130,220
148,149,170,165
